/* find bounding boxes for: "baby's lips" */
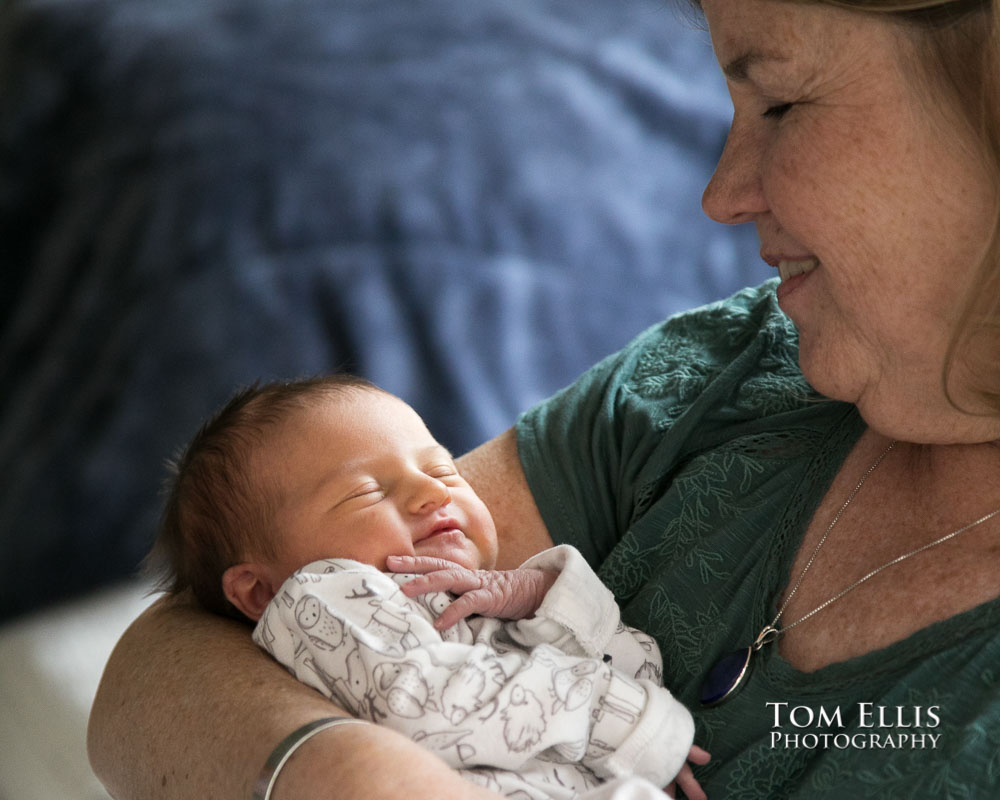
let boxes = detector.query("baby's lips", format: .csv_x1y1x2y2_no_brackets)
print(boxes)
413,516,463,543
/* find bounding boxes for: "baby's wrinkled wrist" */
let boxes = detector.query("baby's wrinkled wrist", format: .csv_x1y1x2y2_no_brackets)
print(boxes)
529,569,558,614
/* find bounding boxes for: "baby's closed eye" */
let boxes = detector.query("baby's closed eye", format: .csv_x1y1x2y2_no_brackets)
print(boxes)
424,464,460,481
337,483,385,507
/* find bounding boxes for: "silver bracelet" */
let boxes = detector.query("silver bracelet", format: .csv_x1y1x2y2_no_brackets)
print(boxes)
252,716,367,800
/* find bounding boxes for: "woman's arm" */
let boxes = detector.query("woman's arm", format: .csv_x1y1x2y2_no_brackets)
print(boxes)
88,591,500,799
88,427,551,798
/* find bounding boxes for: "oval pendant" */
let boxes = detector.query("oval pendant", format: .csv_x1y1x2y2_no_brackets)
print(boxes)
699,646,752,707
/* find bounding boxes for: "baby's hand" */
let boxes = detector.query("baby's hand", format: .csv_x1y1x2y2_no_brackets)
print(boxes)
669,745,711,800
386,556,557,630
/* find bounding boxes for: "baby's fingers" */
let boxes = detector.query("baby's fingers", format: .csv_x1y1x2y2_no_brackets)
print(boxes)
674,764,707,800
672,745,710,800
385,555,458,575
388,560,484,600
402,570,483,599
434,589,497,630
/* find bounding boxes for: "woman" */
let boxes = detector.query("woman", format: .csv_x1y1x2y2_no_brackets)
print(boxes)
88,0,1000,797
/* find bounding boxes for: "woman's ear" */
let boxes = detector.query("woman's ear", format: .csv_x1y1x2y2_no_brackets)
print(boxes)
222,563,277,622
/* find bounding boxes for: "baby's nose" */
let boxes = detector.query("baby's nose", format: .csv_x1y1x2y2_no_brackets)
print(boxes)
407,474,451,514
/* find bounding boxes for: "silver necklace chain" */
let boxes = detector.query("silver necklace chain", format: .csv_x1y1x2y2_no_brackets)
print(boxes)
754,440,1000,648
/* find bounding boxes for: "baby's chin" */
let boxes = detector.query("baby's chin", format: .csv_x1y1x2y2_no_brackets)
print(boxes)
413,530,489,570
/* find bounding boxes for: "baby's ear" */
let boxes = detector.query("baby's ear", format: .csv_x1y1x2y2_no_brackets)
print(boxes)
222,563,277,622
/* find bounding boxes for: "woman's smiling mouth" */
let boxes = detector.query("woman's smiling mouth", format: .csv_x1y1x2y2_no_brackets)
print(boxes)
777,258,820,282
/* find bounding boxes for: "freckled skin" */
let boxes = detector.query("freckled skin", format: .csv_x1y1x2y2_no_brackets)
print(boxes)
700,0,997,443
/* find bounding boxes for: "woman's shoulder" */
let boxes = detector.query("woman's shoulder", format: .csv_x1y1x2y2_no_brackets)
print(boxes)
517,280,828,487
640,279,793,353
620,280,815,424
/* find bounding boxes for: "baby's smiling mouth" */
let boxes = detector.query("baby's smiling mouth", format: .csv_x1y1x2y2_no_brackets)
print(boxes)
415,517,463,543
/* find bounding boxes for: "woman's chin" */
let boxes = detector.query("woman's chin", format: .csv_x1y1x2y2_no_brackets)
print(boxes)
797,353,861,408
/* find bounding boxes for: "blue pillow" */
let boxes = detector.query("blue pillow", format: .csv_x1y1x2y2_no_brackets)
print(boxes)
0,0,763,620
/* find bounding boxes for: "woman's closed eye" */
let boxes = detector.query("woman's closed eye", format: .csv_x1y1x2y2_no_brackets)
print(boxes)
762,101,794,120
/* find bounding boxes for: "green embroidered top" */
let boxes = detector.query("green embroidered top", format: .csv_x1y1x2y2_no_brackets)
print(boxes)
516,282,1000,799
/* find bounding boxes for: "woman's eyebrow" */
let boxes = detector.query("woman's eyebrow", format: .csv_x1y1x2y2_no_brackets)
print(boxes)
724,50,787,82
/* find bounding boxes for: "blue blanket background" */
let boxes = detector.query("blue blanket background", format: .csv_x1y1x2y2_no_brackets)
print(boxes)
0,0,764,621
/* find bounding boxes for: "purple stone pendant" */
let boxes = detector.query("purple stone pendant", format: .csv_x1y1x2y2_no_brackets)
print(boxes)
700,625,779,707
699,646,752,707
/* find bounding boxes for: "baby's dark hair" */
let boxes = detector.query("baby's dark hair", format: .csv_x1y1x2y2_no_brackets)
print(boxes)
146,373,380,620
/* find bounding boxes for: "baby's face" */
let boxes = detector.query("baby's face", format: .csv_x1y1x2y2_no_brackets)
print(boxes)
260,389,499,584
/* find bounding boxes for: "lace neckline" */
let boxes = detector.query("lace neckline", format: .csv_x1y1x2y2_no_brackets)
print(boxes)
755,407,1000,697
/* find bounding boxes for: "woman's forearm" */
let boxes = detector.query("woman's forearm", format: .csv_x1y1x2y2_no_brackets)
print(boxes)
270,718,500,800
88,591,331,798
87,592,497,799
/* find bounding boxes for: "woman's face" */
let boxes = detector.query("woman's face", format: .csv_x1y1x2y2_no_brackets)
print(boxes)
701,0,996,439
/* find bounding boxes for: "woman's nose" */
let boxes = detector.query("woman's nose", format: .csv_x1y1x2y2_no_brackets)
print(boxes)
406,474,451,514
702,120,767,225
